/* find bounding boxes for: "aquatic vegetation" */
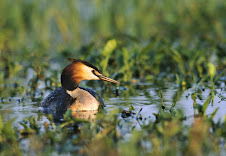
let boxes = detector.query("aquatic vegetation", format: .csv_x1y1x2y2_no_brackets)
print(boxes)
1,98,226,155
0,0,226,155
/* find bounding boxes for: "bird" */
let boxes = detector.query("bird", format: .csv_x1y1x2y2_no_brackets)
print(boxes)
41,58,119,120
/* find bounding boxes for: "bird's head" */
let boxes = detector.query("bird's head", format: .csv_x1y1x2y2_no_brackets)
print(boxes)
61,58,119,91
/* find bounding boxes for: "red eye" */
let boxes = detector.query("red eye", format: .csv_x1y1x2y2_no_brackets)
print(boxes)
92,70,100,77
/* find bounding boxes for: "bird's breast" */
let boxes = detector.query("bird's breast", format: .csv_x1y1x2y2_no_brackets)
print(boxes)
67,88,100,111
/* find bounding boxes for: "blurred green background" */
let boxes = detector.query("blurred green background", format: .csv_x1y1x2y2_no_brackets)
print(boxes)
0,0,225,48
0,0,225,95
0,1,226,155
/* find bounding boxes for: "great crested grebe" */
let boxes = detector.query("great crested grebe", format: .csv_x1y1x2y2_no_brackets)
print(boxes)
41,58,119,119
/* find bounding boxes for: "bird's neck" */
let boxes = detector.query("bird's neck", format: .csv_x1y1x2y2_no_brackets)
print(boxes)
66,87,100,111
66,87,81,98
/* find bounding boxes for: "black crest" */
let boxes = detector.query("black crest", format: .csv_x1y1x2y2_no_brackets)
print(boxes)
67,58,100,72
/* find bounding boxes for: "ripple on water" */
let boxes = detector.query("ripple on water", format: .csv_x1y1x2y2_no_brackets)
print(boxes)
0,82,225,126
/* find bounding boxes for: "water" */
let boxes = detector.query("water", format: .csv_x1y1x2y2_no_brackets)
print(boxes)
108,82,225,121
1,80,225,155
0,81,225,127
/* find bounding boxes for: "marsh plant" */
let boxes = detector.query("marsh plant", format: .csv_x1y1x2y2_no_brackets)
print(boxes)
0,0,226,155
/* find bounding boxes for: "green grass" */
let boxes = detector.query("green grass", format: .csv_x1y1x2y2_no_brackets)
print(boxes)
0,0,226,155
1,104,226,155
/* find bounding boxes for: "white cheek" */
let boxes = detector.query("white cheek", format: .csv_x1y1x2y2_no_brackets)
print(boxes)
88,71,99,80
82,66,99,80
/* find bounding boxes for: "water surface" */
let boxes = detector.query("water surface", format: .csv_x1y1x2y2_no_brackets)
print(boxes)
1,81,225,128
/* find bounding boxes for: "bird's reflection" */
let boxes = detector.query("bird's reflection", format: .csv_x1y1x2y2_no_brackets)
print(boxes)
71,110,98,121
41,108,98,122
